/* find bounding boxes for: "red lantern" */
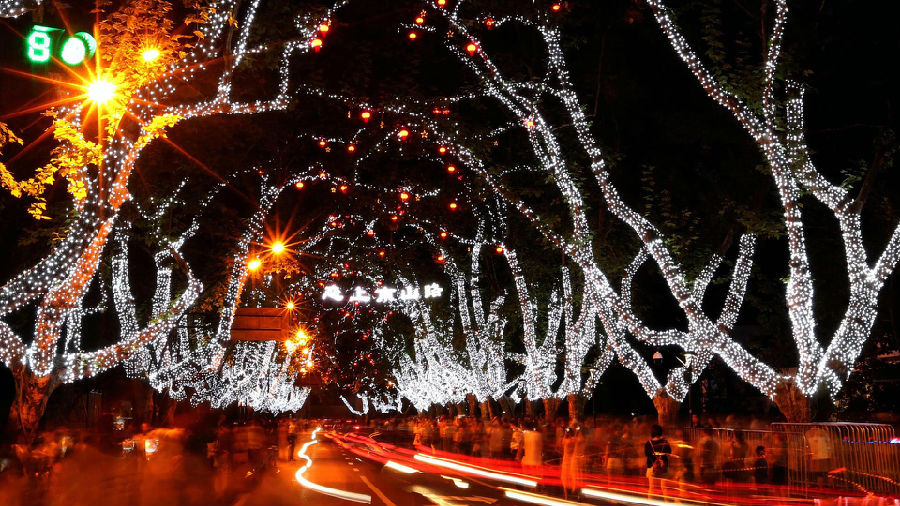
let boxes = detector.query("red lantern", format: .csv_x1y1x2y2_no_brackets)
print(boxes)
408,31,418,40
347,144,356,153
466,42,478,55
449,202,458,210
319,23,330,33
436,0,446,6
360,111,371,122
400,191,410,201
438,146,447,154
440,231,448,239
446,165,457,173
415,16,425,25
437,255,445,263
295,181,305,189
485,18,494,29
339,185,348,193
551,3,562,12
495,246,504,254
318,139,327,147
310,38,323,52
398,128,410,140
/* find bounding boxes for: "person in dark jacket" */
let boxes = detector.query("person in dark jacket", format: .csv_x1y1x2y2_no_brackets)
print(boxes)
645,424,672,500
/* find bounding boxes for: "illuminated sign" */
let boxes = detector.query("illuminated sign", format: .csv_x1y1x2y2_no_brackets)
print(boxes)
322,283,444,304
25,25,96,66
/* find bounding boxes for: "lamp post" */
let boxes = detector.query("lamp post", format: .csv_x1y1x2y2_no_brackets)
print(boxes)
681,352,696,427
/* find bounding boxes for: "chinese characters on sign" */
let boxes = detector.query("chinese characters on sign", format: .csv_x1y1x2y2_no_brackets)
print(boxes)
322,283,444,304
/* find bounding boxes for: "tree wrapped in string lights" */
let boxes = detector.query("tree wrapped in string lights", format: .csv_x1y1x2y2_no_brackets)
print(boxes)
395,0,900,421
0,0,347,435
640,0,900,420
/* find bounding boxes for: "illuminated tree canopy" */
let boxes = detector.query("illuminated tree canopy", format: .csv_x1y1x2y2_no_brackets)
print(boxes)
1,0,898,430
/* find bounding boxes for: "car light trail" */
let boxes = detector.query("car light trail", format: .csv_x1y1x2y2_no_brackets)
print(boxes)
503,488,588,506
413,453,538,487
295,428,372,504
441,475,470,489
582,486,694,506
384,460,420,474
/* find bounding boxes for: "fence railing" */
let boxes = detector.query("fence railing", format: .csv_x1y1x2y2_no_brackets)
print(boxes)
772,422,900,496
682,423,900,497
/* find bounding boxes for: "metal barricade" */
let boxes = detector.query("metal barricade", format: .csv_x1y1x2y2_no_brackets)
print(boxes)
681,427,808,494
773,422,900,496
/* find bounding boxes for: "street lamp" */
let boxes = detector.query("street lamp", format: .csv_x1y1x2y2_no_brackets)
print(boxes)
677,351,696,427
141,48,160,62
87,79,116,104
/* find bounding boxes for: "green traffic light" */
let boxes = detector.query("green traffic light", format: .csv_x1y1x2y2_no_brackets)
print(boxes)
60,37,86,65
25,25,96,66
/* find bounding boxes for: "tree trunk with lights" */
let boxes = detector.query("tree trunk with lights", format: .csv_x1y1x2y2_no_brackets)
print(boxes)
466,394,478,418
6,365,60,443
480,400,491,420
773,377,812,423
652,390,681,428
542,398,562,421
566,393,584,424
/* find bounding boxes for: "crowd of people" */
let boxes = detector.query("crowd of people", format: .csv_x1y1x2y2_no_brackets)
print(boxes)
0,410,818,504
396,413,790,499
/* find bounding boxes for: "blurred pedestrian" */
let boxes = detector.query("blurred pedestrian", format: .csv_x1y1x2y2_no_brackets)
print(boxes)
754,445,768,486
522,423,544,477
561,425,584,500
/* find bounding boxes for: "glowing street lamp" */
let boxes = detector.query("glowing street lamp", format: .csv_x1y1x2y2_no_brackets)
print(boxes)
87,79,116,104
141,48,160,62
247,258,262,271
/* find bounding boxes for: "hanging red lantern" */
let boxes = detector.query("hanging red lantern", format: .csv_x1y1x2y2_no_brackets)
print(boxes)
295,181,305,189
408,31,418,40
446,165,457,173
495,246,504,254
436,0,446,7
437,255,445,263
449,202,458,210
399,191,410,201
485,18,495,29
318,139,327,147
360,111,371,122
415,16,425,25
466,42,478,55
440,231,448,239
319,23,330,33
398,128,410,140
339,185,349,193
310,38,323,52
551,3,562,12
347,144,356,153
438,146,447,154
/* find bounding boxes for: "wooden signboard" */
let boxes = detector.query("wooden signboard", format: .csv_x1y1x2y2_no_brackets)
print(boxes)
231,308,291,341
